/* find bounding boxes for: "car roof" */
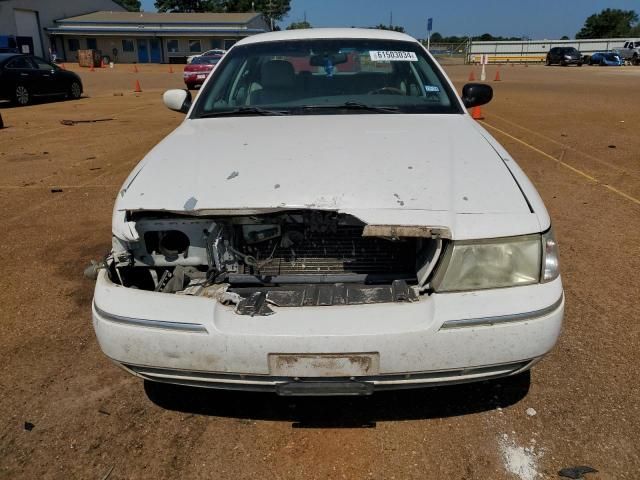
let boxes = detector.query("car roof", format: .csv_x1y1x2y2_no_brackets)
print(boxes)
0,53,22,62
236,28,419,47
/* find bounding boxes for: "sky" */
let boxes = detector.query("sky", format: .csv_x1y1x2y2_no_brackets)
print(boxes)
139,0,640,40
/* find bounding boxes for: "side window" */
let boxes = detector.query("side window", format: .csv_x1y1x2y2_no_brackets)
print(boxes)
5,57,33,69
68,39,80,52
32,57,54,70
167,39,179,53
189,40,202,53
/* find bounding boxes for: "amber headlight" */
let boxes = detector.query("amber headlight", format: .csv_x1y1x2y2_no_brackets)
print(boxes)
432,234,546,292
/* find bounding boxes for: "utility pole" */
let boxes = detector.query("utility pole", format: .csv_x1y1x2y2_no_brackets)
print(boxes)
389,11,393,29
268,0,274,31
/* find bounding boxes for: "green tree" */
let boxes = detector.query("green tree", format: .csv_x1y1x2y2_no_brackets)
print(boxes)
429,32,443,42
155,0,215,12
374,24,405,33
560,35,570,40
287,21,311,30
114,0,141,11
224,0,291,22
576,8,638,38
154,0,291,26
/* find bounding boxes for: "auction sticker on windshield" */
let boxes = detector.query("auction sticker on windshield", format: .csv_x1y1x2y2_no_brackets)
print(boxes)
370,50,418,62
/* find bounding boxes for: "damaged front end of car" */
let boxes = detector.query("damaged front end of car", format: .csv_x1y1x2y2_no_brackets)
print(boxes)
91,209,448,316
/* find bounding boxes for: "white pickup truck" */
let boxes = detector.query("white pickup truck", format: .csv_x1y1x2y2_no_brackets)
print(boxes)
620,40,640,65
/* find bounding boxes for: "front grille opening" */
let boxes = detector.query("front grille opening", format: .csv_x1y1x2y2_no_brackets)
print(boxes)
238,224,417,280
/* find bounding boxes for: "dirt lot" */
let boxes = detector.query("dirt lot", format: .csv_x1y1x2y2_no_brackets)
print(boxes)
0,61,638,480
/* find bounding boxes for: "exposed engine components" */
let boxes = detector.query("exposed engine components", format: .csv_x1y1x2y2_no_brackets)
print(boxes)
102,210,444,315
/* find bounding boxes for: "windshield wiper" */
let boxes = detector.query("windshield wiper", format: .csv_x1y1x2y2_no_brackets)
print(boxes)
198,107,288,118
294,102,400,114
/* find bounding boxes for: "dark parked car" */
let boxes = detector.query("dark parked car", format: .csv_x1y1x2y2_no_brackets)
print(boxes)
0,53,83,106
546,47,583,66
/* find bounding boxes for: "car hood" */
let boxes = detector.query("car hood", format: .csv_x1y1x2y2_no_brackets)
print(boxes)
116,114,540,240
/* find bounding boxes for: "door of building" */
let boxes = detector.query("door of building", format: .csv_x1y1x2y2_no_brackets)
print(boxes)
150,39,162,63
13,9,42,57
137,39,149,63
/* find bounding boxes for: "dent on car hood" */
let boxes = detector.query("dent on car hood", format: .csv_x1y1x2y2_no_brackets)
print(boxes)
116,115,539,240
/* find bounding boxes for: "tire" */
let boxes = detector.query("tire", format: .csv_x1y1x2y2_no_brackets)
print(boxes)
561,60,567,67
13,84,30,106
545,56,551,66
633,54,639,66
68,81,82,100
577,62,583,67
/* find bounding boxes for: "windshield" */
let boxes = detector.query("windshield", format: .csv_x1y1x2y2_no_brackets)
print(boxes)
191,39,462,117
192,56,220,65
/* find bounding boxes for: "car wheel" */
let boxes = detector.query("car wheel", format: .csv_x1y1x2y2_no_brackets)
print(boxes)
14,84,30,106
577,62,583,67
545,56,550,66
68,81,82,100
633,54,639,66
561,60,567,66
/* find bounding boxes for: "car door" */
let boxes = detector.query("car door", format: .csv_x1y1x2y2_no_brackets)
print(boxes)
549,48,559,63
3,55,37,94
30,56,63,95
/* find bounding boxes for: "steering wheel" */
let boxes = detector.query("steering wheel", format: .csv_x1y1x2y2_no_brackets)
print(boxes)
368,87,404,95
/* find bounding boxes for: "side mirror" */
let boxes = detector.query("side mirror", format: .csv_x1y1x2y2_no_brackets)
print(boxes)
163,89,192,113
461,83,493,108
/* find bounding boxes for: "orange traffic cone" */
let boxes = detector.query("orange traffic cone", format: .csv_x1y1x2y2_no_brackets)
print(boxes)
494,69,501,81
134,80,142,93
168,65,174,73
468,70,476,81
471,106,484,120
90,64,95,72
60,63,66,70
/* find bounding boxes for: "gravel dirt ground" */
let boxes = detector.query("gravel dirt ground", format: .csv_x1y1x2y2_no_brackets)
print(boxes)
0,61,638,480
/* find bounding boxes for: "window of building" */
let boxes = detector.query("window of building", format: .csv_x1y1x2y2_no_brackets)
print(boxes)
122,39,135,52
224,39,237,50
211,38,224,49
68,39,80,52
86,38,97,50
167,39,179,53
189,39,202,53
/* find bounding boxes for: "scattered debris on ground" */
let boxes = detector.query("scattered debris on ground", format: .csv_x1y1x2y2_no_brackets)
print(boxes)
60,118,114,126
558,465,598,479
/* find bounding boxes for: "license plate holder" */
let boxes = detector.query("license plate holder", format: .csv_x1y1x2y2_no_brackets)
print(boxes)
268,353,380,377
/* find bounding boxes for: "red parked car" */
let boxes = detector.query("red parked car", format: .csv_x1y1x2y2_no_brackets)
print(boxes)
183,55,221,89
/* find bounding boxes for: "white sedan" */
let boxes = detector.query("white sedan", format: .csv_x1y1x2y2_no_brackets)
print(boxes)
90,28,563,396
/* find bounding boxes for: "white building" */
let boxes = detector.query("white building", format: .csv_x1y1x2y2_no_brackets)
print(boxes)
0,0,125,58
47,11,271,64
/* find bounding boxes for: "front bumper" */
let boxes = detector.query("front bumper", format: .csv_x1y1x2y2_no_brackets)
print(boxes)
92,271,564,393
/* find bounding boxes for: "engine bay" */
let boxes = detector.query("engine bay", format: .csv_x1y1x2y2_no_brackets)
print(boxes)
102,210,443,315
